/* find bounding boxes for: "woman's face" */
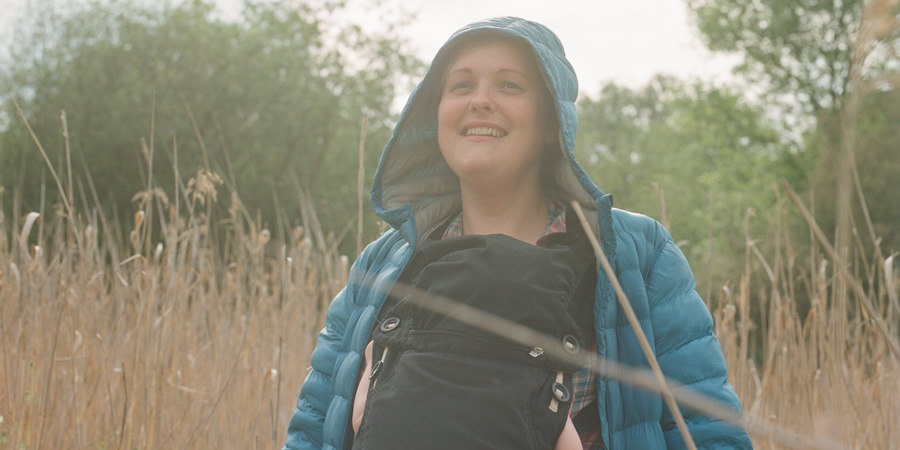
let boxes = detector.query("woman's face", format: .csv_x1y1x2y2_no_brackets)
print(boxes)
437,39,556,189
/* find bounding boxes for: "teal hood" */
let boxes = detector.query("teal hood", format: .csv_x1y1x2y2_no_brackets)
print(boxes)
286,21,751,450
371,16,610,246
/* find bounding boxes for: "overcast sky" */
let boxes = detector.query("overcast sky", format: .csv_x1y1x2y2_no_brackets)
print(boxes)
325,0,741,98
2,0,741,99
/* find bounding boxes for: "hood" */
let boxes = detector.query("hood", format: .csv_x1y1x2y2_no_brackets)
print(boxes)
371,16,611,246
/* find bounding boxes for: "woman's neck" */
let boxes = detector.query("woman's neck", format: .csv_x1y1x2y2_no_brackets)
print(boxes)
459,184,549,244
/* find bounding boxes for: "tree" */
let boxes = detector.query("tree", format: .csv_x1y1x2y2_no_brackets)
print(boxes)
684,0,900,257
0,0,422,251
576,76,797,297
685,0,861,117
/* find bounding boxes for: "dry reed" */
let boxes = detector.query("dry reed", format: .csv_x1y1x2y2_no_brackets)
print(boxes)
2,3,897,442
1,148,897,448
0,167,344,448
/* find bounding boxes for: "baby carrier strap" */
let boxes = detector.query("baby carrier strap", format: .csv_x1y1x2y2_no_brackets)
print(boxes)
353,232,596,449
381,232,594,361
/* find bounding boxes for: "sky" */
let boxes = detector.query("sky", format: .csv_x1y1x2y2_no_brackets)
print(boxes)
317,0,742,98
1,0,741,99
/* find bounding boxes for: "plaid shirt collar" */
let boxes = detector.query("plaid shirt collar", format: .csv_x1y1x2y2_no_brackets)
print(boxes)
441,199,567,246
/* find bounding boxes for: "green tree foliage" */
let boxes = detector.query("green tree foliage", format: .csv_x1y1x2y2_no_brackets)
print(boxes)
806,88,900,253
684,0,899,257
0,0,422,250
576,76,800,297
853,90,900,253
686,0,861,116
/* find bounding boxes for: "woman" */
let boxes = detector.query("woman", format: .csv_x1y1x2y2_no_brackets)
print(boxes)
284,17,752,450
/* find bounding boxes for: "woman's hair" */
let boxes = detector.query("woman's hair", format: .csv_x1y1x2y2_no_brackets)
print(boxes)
434,30,565,197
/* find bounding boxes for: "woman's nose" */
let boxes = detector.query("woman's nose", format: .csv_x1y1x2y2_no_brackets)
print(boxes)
469,88,493,112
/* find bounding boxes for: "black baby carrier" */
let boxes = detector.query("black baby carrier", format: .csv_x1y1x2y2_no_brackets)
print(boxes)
352,229,596,450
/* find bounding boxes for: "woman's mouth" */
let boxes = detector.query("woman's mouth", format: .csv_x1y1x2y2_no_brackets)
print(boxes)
463,127,507,137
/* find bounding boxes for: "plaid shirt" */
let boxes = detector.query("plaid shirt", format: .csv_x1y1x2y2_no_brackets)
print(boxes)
442,200,603,449
571,344,603,448
441,199,568,241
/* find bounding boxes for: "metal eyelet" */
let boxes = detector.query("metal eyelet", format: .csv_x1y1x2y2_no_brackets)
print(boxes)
562,335,580,355
552,382,571,402
379,317,400,332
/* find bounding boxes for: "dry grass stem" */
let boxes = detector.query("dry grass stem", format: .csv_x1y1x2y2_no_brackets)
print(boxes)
1,150,897,448
570,201,696,450
357,116,369,256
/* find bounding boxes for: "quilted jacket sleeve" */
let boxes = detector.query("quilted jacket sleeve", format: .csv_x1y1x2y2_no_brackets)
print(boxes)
644,221,753,449
282,281,358,449
283,231,408,450
282,236,388,450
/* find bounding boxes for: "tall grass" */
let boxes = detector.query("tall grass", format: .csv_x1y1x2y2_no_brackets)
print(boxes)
1,154,897,448
2,0,898,438
0,169,346,448
713,189,899,448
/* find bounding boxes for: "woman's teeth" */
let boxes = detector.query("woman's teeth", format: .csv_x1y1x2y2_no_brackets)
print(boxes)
464,127,506,137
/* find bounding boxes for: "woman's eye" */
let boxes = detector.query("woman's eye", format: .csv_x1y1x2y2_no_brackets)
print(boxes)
450,81,472,91
500,81,523,90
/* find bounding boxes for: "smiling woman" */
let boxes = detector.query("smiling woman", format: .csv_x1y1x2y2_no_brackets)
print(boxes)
283,16,752,450
437,37,559,243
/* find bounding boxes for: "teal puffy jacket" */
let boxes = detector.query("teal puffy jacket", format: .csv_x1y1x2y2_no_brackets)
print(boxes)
284,17,752,450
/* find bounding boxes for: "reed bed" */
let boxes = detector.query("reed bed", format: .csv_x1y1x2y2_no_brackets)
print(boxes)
1,168,897,449
0,103,897,448
3,0,898,446
713,189,899,448
0,175,346,449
